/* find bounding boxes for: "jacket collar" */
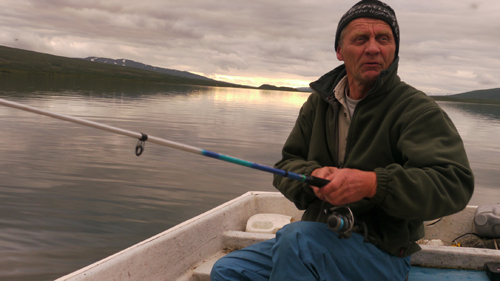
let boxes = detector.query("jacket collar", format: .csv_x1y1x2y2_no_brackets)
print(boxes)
309,57,400,102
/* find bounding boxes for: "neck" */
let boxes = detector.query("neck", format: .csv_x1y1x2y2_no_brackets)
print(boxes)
347,80,374,100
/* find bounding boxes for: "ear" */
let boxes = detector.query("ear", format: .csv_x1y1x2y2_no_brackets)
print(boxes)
336,45,344,61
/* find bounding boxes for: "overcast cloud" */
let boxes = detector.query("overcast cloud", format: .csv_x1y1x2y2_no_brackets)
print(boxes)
0,0,499,94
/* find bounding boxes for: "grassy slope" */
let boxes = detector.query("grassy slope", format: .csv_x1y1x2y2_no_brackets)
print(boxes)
432,96,500,105
449,88,500,100
0,45,246,88
432,88,500,104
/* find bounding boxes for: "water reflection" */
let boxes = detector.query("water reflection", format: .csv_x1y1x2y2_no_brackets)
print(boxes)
438,102,500,205
440,101,500,121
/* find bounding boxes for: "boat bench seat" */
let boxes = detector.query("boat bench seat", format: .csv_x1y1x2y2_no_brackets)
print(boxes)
191,231,275,281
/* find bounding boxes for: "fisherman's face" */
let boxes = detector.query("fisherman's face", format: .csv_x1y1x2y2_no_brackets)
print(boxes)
336,18,396,87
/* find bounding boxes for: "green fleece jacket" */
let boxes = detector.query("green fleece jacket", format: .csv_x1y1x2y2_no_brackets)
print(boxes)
272,58,474,257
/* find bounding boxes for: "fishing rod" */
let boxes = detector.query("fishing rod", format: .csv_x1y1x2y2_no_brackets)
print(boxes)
0,98,330,187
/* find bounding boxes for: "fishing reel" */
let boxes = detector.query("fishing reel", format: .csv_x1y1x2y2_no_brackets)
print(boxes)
326,206,371,242
326,206,355,239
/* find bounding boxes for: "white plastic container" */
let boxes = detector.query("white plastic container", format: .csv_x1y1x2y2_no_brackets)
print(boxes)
246,213,295,234
474,204,500,238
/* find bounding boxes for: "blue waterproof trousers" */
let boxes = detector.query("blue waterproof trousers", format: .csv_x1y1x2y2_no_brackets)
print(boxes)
211,221,411,281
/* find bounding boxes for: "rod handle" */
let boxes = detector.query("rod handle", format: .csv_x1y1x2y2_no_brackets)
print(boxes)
306,176,330,188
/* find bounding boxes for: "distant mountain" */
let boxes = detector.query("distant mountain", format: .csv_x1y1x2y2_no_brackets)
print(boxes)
0,45,307,92
0,45,245,88
446,88,500,100
258,84,299,92
296,87,313,92
432,87,500,104
84,57,216,82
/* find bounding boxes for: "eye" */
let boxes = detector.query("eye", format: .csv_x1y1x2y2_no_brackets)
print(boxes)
354,36,366,44
378,35,392,44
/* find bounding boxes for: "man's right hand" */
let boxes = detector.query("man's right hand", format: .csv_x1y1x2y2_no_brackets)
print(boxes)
310,167,377,205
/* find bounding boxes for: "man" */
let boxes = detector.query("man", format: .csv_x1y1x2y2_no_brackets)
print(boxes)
211,1,474,280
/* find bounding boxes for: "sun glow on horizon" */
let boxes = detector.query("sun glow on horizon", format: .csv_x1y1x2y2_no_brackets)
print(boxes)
200,74,312,89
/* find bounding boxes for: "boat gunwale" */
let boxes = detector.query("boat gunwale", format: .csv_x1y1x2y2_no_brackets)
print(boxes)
56,191,303,281
56,192,500,280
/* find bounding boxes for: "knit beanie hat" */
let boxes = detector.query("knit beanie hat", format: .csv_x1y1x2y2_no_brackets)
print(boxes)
335,0,400,58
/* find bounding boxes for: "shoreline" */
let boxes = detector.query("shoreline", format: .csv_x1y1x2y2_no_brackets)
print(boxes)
431,96,500,105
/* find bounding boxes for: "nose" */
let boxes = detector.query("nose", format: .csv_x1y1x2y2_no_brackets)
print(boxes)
365,38,380,55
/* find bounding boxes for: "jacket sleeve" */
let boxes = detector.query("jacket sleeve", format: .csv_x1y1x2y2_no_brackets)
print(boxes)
372,107,474,221
273,94,323,210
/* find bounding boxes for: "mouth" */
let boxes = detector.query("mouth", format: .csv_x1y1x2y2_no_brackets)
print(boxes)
361,62,383,71
363,62,381,67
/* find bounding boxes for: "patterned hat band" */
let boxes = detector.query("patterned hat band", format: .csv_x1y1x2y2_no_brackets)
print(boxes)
335,0,400,57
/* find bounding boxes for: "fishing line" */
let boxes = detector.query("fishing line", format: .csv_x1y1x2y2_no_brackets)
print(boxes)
0,98,330,188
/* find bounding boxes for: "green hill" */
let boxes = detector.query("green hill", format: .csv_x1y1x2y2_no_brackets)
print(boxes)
448,88,500,100
432,88,500,104
258,84,299,92
0,45,245,88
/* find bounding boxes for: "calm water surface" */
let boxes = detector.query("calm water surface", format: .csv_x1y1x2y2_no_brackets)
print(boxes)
0,82,499,280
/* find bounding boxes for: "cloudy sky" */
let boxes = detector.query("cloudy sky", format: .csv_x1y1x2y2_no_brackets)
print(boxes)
0,0,499,95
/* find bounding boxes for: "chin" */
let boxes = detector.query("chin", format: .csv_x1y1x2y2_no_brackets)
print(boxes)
361,72,381,83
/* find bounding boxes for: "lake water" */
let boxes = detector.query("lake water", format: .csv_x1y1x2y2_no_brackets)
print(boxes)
1,80,500,280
